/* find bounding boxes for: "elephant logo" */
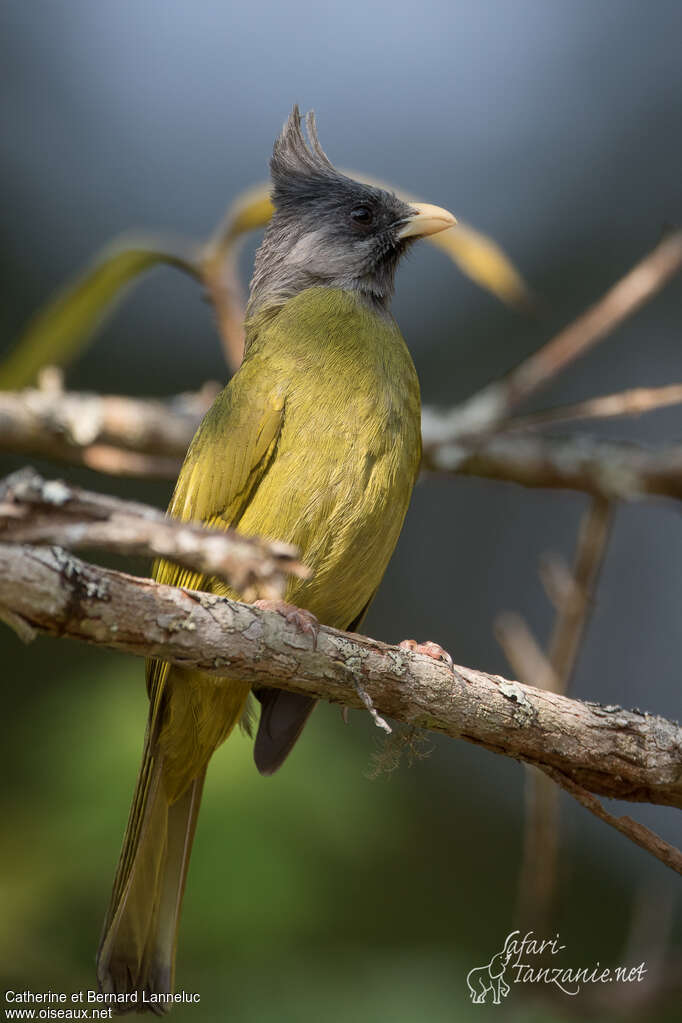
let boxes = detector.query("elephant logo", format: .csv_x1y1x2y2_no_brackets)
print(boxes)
466,935,514,1004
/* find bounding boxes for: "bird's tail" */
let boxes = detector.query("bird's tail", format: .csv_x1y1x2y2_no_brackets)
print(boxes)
96,735,205,1014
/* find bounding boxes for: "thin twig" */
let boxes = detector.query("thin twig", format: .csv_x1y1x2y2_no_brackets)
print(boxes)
499,498,613,931
495,612,559,692
546,497,613,691
495,612,561,932
529,499,612,927
423,229,682,439
200,247,247,372
503,232,682,408
539,552,581,612
80,445,182,479
541,765,682,876
502,383,682,432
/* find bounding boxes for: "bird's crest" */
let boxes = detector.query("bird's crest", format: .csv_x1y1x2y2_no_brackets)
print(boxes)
271,105,336,189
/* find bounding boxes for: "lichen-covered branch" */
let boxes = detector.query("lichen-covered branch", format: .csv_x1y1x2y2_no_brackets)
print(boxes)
3,385,682,501
0,468,308,601
0,379,217,477
422,431,682,501
0,541,680,821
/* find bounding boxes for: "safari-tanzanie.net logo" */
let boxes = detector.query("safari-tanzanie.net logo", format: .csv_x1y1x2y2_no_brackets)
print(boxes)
466,930,647,1005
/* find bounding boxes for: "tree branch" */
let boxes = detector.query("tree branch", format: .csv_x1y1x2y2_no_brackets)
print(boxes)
431,229,682,438
502,383,682,432
0,378,217,476
423,431,682,501
200,245,248,373
499,497,613,931
0,541,680,823
540,765,682,876
0,468,308,601
3,385,682,501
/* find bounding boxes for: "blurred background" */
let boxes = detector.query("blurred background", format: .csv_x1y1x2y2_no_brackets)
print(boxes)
1,1,681,1019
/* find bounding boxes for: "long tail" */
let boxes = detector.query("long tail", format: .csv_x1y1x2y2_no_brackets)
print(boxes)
96,736,205,1014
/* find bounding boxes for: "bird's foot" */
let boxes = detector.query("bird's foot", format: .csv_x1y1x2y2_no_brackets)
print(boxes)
398,639,453,669
253,600,319,649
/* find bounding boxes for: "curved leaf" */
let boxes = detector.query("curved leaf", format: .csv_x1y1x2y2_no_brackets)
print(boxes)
0,237,199,389
209,185,274,250
4,171,533,389
429,221,534,312
208,177,533,313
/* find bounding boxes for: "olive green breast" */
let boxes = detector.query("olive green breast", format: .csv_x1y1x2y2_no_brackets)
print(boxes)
235,287,421,628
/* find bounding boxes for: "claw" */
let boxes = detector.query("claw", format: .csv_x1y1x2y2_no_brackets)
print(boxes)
399,638,453,669
253,599,319,649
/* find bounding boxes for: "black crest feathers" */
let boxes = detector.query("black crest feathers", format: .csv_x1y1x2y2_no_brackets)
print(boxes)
270,106,337,198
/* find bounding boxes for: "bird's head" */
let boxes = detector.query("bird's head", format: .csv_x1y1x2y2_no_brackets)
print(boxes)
248,106,456,316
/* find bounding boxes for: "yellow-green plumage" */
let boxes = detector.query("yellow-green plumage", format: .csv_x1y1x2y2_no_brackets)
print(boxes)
96,103,456,1009
97,287,421,1001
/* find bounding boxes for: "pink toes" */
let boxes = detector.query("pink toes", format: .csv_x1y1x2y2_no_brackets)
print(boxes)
398,638,453,668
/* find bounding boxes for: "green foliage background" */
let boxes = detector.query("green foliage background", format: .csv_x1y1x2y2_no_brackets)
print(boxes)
4,637,663,1022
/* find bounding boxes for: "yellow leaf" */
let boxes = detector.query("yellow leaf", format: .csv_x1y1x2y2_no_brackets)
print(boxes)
209,177,533,313
0,237,198,390
5,170,532,389
210,186,274,248
429,221,534,312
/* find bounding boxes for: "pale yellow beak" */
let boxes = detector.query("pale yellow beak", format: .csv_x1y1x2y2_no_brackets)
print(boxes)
397,202,457,240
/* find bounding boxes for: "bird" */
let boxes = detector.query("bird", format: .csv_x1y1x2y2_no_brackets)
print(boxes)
96,105,456,1011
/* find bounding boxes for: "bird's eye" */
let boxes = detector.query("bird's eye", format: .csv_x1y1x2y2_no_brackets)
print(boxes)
350,205,374,227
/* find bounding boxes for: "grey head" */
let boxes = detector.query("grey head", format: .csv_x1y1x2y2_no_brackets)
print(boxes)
247,106,455,318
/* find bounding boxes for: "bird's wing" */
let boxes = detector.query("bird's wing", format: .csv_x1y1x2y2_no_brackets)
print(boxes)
146,367,286,702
